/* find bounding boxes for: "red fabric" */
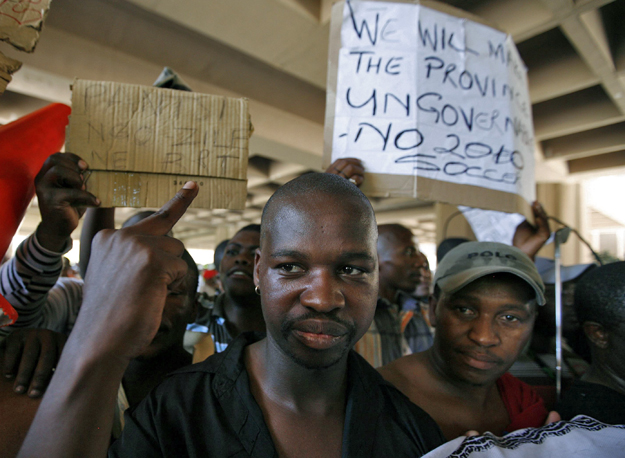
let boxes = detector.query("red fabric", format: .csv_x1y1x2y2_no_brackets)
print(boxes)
0,296,18,326
203,269,218,281
0,103,71,326
497,372,548,432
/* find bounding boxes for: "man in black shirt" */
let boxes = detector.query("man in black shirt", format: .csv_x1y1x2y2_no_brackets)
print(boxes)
558,261,625,424
20,174,444,457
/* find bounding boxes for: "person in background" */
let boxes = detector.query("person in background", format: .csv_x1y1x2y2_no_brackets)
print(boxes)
188,224,264,359
353,224,416,367
415,251,432,299
213,239,229,272
401,250,436,354
519,262,596,385
557,261,625,424
61,257,78,278
212,238,229,294
355,224,438,367
380,242,556,440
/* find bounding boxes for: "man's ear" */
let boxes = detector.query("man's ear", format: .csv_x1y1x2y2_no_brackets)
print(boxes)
428,295,438,328
254,248,261,288
583,321,609,349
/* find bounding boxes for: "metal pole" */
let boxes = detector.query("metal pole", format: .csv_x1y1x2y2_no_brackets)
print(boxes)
554,227,570,401
554,237,563,401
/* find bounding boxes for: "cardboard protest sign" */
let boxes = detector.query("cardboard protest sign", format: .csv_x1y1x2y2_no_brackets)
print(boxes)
0,0,52,52
324,0,535,217
0,50,21,95
66,80,251,209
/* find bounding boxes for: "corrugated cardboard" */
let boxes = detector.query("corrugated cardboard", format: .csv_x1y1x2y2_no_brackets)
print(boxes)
66,79,251,209
0,0,52,52
324,0,533,219
0,50,22,95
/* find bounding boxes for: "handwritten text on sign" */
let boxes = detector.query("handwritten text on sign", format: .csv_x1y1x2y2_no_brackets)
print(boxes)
66,80,251,209
332,1,535,203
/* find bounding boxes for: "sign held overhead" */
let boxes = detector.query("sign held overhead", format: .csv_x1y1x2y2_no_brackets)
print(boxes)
66,79,252,209
325,0,536,216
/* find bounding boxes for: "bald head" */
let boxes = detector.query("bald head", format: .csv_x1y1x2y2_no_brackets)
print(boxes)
261,173,377,244
377,224,414,259
376,224,424,301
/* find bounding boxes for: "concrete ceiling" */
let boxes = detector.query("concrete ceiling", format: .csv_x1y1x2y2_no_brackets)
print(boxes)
2,0,624,251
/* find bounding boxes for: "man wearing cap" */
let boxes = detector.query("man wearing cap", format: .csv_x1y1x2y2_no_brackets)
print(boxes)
380,241,551,439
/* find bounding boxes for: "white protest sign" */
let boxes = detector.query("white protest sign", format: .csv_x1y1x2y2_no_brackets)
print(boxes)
328,0,536,209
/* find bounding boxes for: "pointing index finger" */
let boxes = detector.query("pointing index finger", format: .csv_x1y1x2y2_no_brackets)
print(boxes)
131,181,199,236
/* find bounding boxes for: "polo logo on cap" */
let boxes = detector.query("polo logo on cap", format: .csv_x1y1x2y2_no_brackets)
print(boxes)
467,251,517,260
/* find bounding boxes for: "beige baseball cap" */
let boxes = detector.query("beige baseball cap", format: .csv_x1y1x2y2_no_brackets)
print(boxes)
433,242,546,305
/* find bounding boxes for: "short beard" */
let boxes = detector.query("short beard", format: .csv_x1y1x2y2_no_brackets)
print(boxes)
281,341,352,370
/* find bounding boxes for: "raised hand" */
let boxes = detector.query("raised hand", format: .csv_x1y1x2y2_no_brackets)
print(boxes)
512,201,551,260
325,157,365,187
34,153,100,252
73,181,199,363
1,329,66,398
17,183,199,458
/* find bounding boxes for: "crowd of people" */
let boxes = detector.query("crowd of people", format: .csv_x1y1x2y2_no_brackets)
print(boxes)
0,150,623,457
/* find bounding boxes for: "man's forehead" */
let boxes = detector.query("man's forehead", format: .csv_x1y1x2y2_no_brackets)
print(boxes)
264,196,375,247
230,230,260,245
378,227,415,254
444,275,536,306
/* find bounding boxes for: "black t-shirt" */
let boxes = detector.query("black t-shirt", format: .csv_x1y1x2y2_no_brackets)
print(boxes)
109,333,445,457
558,380,625,425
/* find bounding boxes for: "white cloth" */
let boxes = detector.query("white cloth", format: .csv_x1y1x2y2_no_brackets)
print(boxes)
423,416,625,458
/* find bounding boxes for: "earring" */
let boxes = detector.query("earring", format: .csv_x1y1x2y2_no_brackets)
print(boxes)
255,285,261,296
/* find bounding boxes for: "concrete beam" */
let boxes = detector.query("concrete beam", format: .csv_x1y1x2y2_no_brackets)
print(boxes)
568,149,625,173
533,85,624,140
543,121,625,160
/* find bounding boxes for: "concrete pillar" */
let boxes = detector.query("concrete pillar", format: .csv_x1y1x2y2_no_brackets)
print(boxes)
536,182,591,265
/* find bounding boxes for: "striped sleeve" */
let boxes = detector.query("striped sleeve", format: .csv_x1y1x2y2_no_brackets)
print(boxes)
0,232,73,338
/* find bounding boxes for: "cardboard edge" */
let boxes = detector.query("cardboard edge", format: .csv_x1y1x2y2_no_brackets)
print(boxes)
359,0,501,30
86,171,249,210
361,173,532,218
